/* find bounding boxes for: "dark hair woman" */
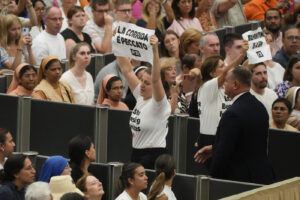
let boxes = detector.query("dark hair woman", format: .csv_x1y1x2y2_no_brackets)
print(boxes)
0,154,36,200
115,162,148,200
0,128,15,170
148,154,176,200
68,135,96,183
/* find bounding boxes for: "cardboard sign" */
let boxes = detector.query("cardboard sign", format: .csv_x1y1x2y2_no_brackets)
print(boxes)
112,22,155,65
242,27,272,64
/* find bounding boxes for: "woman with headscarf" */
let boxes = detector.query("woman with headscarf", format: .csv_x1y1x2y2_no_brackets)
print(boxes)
33,56,75,103
7,63,39,97
97,74,129,110
39,156,72,183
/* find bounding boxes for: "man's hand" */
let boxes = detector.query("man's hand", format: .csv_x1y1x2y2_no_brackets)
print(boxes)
194,145,213,163
104,13,113,26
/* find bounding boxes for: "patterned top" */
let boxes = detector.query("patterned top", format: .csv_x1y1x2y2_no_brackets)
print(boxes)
274,81,293,98
198,12,217,32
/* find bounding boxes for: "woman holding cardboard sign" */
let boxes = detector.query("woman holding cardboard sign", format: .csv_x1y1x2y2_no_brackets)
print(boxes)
116,35,171,169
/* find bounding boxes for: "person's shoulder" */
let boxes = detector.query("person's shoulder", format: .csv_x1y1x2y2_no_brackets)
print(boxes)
0,183,14,196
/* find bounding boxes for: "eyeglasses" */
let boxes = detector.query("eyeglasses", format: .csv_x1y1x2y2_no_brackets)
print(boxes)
35,7,45,12
111,86,125,90
286,35,300,41
272,106,287,111
117,9,132,13
93,9,109,13
47,17,64,22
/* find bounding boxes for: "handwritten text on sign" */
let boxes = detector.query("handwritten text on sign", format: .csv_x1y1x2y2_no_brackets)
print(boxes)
242,27,272,64
112,22,155,65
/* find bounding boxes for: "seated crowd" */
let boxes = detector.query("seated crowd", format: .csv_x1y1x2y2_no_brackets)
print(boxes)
1,0,300,199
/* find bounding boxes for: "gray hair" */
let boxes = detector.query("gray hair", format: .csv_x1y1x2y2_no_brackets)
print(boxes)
199,32,218,47
25,182,51,200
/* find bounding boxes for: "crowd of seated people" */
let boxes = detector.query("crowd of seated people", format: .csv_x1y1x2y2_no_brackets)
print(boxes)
2,0,300,197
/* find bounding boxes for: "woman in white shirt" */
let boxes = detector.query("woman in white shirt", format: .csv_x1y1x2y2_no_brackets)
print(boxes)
117,35,171,169
61,42,94,105
148,154,177,200
115,163,148,200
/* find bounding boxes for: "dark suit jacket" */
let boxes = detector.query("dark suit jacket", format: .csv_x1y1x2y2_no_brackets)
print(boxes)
210,92,274,184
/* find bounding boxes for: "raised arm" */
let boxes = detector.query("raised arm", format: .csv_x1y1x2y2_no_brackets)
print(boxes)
161,0,174,24
151,35,165,102
116,56,140,92
25,0,38,27
216,0,238,14
94,13,113,53
217,40,248,87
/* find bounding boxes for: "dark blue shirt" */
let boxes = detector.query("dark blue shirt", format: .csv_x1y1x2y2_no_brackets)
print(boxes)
272,47,289,68
0,181,25,200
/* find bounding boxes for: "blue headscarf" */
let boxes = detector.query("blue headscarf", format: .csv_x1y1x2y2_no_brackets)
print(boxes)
38,156,69,182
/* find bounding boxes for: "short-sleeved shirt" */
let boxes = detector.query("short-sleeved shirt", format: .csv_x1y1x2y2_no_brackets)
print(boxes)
83,19,105,45
130,84,171,149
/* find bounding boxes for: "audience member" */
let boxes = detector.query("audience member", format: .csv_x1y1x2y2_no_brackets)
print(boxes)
275,55,300,97
61,42,94,105
223,33,243,66
59,0,78,32
117,35,171,169
179,28,202,60
113,0,134,30
6,63,39,97
76,173,105,200
160,30,180,61
264,8,282,56
25,181,52,200
30,0,46,39
83,0,113,53
273,25,300,68
195,66,275,184
147,154,177,200
61,6,95,58
169,0,203,37
196,0,217,32
123,66,147,110
136,0,174,41
1,14,36,68
115,162,148,200
249,63,278,118
285,86,300,130
68,135,95,183
131,0,142,20
38,156,72,182
49,175,84,200
197,42,247,155
199,33,220,63
0,128,15,170
97,74,129,110
34,56,75,103
61,192,86,200
32,6,66,65
211,0,247,27
0,154,36,200
244,0,290,21
270,97,298,131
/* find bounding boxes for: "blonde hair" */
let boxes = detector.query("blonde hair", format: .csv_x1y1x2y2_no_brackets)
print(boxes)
68,42,91,69
179,28,202,59
142,0,165,33
160,57,177,71
1,14,22,48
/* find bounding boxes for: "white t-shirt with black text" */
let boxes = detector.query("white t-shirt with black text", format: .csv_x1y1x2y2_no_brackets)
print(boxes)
197,77,232,135
130,84,171,149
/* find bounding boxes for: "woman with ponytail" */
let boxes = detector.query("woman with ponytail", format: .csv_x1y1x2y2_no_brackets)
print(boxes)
148,154,176,200
115,162,148,200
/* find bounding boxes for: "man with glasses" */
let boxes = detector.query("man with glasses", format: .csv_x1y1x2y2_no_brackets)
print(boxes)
113,0,133,30
83,0,113,53
32,6,66,65
273,25,300,68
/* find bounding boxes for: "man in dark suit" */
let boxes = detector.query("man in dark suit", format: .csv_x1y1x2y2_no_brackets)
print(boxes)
194,66,274,184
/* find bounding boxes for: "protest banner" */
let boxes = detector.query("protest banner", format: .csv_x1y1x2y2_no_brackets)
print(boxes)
112,21,155,65
242,27,272,64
